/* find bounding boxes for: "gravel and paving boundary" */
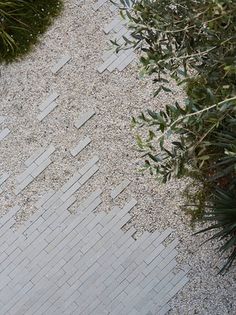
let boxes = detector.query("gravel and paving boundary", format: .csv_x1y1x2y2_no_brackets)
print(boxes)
0,0,235,314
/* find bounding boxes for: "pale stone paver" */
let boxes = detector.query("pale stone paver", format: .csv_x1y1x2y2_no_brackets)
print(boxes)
0,2,190,314
74,109,96,129
111,178,131,199
15,145,55,195
51,54,72,74
0,127,10,141
0,172,10,194
0,193,189,315
38,92,60,112
95,0,136,73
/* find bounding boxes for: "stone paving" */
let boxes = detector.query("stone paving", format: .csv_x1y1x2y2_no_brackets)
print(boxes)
0,1,190,314
0,116,11,142
95,1,136,73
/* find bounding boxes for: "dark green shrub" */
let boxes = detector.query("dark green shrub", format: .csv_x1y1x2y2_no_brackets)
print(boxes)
195,189,236,273
0,0,63,63
119,0,236,272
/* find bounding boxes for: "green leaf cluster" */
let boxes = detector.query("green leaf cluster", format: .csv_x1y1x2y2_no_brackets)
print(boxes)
120,0,236,272
0,0,63,63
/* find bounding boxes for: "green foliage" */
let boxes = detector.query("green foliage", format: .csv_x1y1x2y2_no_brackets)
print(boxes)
195,189,236,273
119,0,236,271
0,0,63,63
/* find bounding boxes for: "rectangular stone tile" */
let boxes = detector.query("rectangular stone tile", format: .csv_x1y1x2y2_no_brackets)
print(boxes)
37,99,59,121
8,257,30,280
149,227,173,249
70,136,91,157
42,191,62,211
16,162,37,183
0,205,20,229
144,243,165,265
25,283,59,315
152,272,175,300
51,54,71,74
39,92,60,111
170,269,189,287
35,190,55,209
106,291,127,312
77,189,102,213
74,109,95,129
85,211,104,233
0,116,5,124
117,233,150,268
34,145,55,166
93,0,107,11
134,287,159,313
112,26,128,41
79,155,99,175
15,175,34,195
102,49,114,62
99,205,133,237
160,239,179,259
110,178,131,199
100,198,136,235
117,52,136,71
0,172,10,186
97,53,118,73
31,158,52,178
142,259,177,291
109,2,118,12
165,276,189,302
104,16,120,34
113,212,132,232
60,180,81,202
98,207,117,228
24,146,46,167
0,128,10,141
159,249,178,271
107,50,130,72
60,171,81,193
142,252,165,277
23,216,45,237
79,163,99,186
158,303,171,315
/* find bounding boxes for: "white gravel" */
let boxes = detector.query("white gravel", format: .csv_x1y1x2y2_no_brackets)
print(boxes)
0,0,235,314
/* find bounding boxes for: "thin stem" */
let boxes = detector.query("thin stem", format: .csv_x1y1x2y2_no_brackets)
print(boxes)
156,96,236,143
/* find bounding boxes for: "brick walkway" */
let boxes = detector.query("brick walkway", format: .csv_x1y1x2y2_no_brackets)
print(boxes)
0,1,190,314
0,173,189,314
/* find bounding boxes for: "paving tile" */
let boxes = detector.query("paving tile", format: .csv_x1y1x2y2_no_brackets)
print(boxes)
0,94,189,315
110,178,131,199
39,92,60,111
93,0,107,11
97,53,118,73
104,16,121,34
0,115,5,124
51,54,71,74
70,136,91,157
16,162,38,183
24,146,46,167
0,128,10,141
74,109,95,129
31,158,52,178
0,172,10,186
117,51,136,71
15,175,34,195
37,100,59,121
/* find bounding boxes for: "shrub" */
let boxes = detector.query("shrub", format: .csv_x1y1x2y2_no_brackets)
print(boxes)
119,0,236,272
0,0,63,63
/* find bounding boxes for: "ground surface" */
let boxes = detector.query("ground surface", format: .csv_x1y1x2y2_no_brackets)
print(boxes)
0,0,235,314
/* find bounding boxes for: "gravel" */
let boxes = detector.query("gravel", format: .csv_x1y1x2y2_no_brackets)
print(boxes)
0,0,235,314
